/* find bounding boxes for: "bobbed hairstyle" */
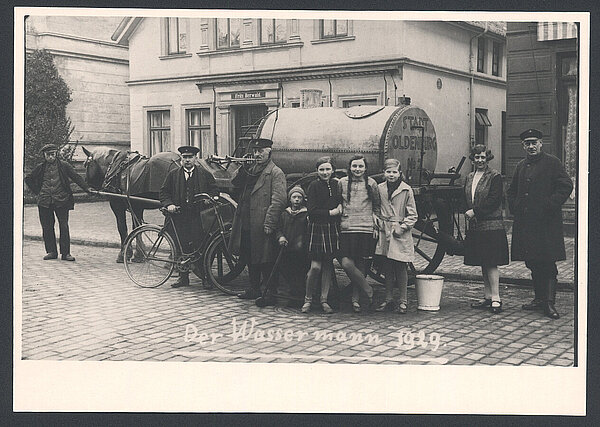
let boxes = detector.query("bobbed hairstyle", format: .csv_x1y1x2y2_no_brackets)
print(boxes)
315,156,335,170
469,144,494,161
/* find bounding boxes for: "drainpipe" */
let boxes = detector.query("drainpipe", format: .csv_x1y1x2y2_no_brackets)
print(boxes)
469,23,488,147
212,84,218,155
383,72,388,106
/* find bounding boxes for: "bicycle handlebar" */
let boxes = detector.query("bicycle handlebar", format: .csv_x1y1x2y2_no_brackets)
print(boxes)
160,193,221,215
192,193,220,205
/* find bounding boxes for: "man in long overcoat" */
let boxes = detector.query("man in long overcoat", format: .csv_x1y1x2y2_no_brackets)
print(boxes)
160,145,219,288
230,138,287,301
507,128,573,319
25,144,92,261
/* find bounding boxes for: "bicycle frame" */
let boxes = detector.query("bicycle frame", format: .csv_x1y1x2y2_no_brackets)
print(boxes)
161,194,237,271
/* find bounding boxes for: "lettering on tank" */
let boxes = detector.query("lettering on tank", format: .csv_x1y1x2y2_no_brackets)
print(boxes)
402,115,429,130
390,134,437,151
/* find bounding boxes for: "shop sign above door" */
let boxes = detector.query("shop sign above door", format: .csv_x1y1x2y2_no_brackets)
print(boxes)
231,91,266,100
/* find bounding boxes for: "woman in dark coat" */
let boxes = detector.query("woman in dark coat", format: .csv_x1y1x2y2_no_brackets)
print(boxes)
464,145,509,314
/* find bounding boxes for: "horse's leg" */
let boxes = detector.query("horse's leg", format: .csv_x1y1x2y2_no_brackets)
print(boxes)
131,201,144,228
111,199,129,263
129,202,146,261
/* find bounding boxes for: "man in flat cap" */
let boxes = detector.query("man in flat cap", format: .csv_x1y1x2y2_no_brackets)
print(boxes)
229,138,287,301
25,144,93,261
507,129,573,319
160,145,219,288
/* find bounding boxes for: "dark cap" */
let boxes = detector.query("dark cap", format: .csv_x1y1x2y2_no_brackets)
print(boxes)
178,145,200,155
520,128,543,141
248,138,273,149
40,144,58,154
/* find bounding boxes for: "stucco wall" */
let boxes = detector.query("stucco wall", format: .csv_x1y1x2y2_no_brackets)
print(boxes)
25,15,131,161
126,18,506,173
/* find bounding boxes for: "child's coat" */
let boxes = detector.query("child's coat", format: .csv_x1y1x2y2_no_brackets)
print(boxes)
375,181,418,262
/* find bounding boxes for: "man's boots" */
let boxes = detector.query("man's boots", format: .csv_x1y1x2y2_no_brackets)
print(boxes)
238,287,261,299
522,273,544,311
255,290,277,307
543,278,560,319
238,264,262,299
172,272,190,288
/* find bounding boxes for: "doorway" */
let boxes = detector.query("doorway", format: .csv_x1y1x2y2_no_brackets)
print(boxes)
233,104,268,153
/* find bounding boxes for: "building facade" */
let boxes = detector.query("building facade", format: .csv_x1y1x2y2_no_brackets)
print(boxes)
113,17,506,174
25,15,130,161
505,22,578,219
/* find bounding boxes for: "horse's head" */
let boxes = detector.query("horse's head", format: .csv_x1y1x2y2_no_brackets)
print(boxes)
82,146,103,190
82,146,118,190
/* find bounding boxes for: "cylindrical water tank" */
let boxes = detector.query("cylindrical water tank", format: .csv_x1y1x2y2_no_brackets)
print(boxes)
258,105,438,179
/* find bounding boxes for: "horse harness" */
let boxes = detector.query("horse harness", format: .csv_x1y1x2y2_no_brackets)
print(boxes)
102,151,143,193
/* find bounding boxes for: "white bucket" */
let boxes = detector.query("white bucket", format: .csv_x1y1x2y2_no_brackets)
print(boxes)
415,274,445,311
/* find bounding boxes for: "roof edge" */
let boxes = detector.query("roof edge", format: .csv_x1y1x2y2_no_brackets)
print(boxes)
111,17,144,45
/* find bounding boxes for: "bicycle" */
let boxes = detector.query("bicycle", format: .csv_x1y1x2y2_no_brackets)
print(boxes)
123,193,246,291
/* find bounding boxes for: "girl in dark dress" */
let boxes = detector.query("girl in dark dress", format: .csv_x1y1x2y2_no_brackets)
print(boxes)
464,145,509,314
302,157,342,314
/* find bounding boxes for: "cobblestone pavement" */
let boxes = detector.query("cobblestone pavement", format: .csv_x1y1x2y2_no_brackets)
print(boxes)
21,201,576,285
20,240,575,366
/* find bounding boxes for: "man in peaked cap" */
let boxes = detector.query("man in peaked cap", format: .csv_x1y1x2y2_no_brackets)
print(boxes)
507,129,573,319
160,145,219,288
229,137,287,301
25,144,93,261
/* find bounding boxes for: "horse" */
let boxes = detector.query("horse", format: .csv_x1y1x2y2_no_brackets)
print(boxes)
82,146,181,262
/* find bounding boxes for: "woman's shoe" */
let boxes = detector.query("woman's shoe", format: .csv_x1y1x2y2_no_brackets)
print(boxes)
321,302,334,314
395,302,408,314
490,300,503,314
375,301,394,312
471,299,492,309
301,302,311,313
352,301,361,313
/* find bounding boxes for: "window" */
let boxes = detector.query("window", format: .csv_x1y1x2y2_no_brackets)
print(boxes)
149,111,170,155
492,41,501,76
474,108,491,145
217,18,241,49
342,98,378,108
290,101,300,108
166,18,186,54
320,19,348,38
187,109,211,157
261,19,287,44
477,37,486,73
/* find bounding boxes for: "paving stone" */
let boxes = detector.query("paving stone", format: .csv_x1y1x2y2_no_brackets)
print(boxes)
20,239,575,366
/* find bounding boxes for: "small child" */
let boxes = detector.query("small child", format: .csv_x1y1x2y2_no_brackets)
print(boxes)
374,158,418,314
256,186,308,307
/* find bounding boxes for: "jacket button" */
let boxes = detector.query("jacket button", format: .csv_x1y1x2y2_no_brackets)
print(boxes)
525,193,528,196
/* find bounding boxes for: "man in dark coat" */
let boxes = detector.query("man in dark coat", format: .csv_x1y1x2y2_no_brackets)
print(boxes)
229,138,287,301
507,128,573,319
159,145,219,288
25,144,92,261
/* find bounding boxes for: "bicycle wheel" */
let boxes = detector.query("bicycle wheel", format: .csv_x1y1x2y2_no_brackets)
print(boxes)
203,230,247,295
124,224,177,288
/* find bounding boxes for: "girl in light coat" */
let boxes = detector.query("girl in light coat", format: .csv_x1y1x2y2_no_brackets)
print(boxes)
374,159,418,314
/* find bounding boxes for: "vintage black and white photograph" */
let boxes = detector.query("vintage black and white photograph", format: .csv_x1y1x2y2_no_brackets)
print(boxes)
14,8,588,413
